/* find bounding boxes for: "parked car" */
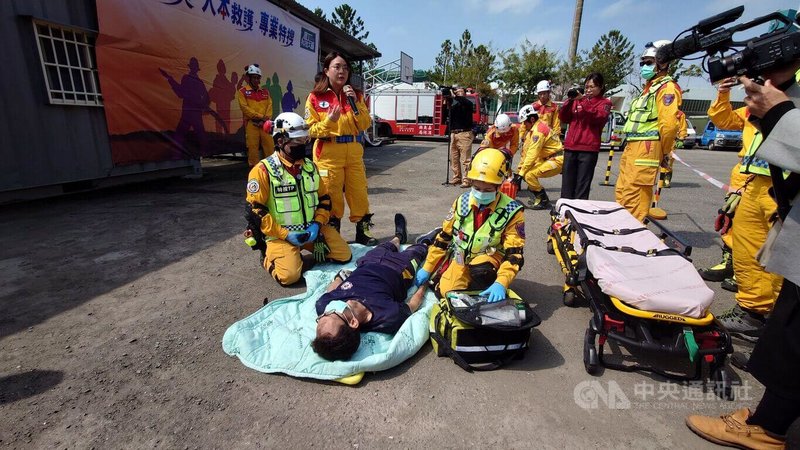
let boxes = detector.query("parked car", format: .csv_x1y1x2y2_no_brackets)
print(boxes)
700,120,743,151
600,110,626,150
682,119,697,149
503,111,520,124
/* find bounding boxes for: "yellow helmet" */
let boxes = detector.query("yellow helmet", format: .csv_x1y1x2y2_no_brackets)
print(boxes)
467,148,508,185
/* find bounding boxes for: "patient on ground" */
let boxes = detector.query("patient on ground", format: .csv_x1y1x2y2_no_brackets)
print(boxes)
312,220,439,361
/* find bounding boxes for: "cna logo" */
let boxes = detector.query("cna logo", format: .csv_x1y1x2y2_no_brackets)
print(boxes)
300,28,316,52
574,380,631,410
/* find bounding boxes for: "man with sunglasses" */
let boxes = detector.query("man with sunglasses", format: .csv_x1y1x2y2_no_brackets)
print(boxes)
311,219,440,361
616,40,683,221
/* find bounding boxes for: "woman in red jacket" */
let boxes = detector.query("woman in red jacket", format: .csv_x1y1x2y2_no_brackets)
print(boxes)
558,72,613,200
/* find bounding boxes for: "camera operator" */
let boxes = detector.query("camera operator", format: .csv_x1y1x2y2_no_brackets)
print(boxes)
685,11,800,449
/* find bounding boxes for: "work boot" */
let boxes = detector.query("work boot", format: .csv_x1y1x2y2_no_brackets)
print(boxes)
394,213,408,245
730,351,750,372
416,227,443,246
721,275,738,292
716,304,766,342
527,190,551,210
355,213,379,246
698,246,733,282
685,408,784,450
328,217,341,233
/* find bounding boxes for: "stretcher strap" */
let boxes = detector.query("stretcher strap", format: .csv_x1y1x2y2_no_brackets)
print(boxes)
579,223,648,236
558,204,625,215
585,242,681,258
683,328,699,363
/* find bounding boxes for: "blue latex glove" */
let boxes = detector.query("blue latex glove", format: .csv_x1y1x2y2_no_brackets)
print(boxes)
286,232,306,247
306,222,321,242
480,282,506,303
415,268,431,287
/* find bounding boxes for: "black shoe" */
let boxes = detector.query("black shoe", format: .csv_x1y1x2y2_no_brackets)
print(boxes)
730,351,750,372
721,276,738,293
394,213,408,245
416,227,443,246
699,246,733,282
355,213,379,246
527,190,551,210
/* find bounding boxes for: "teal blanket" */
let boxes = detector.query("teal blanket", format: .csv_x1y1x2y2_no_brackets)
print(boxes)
222,244,435,381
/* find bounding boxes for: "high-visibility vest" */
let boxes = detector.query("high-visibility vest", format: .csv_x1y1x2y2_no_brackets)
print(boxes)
262,153,320,234
622,76,674,141
452,192,523,264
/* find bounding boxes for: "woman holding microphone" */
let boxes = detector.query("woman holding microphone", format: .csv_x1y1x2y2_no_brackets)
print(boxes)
305,52,377,246
558,72,613,200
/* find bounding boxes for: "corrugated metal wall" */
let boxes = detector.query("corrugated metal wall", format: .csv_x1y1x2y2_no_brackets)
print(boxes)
0,0,116,193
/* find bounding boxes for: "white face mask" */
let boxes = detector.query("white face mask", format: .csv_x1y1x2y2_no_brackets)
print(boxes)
471,188,497,205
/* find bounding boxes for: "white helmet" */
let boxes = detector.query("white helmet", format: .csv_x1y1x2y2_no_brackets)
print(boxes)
245,64,262,76
641,40,671,59
535,80,551,94
518,104,536,122
495,113,512,133
272,112,309,139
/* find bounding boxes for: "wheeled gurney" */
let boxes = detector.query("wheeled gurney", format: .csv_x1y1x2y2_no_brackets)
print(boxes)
547,199,734,399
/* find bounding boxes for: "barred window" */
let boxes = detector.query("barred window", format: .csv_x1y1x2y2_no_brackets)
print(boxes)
33,20,103,106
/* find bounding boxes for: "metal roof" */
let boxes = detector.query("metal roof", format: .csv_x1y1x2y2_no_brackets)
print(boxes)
268,0,381,61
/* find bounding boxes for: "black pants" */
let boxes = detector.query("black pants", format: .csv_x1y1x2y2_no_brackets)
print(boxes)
560,150,599,200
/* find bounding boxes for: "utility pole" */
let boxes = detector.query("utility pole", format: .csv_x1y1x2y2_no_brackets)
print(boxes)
568,0,584,64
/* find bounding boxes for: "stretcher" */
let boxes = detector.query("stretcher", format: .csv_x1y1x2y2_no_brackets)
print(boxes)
547,199,734,399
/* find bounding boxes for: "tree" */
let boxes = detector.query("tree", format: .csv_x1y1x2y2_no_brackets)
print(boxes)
312,7,327,21
497,40,559,104
582,30,634,92
330,4,369,41
429,39,454,85
427,30,496,96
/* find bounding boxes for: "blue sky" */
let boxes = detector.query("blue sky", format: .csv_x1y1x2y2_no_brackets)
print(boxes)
304,0,794,97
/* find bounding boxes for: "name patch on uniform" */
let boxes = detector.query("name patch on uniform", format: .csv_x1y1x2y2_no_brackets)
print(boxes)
319,169,329,177
319,100,330,108
247,179,260,193
663,94,675,106
275,185,297,194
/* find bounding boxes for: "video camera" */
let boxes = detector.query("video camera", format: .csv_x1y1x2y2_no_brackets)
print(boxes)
656,6,800,82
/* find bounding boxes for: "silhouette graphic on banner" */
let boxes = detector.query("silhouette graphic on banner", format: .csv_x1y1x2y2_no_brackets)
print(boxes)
159,57,210,155
282,80,301,112
209,58,238,134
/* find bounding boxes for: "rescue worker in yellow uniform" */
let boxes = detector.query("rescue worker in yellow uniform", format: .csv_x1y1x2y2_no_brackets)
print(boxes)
533,80,561,136
615,40,682,222
516,104,564,210
244,112,352,286
305,52,377,246
414,149,526,302
698,79,752,285
478,113,520,157
701,77,783,341
237,64,275,167
662,110,688,188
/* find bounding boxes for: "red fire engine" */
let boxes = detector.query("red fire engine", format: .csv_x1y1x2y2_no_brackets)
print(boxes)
368,83,488,138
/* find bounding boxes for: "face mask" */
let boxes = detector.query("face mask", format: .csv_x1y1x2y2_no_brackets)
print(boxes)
471,188,497,206
640,63,656,80
285,143,306,161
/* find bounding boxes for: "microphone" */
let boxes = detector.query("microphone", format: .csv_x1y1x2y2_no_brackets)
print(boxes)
655,35,700,65
345,85,359,116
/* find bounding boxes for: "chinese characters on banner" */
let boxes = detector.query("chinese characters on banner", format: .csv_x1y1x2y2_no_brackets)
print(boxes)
95,0,319,165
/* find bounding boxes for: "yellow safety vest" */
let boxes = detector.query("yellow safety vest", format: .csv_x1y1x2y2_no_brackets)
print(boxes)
262,153,320,234
452,192,523,264
622,76,674,141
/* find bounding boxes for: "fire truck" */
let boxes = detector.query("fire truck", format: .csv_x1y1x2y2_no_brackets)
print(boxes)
368,83,488,138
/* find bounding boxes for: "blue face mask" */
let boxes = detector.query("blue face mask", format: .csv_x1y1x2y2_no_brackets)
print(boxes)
471,188,497,206
324,300,349,315
640,63,656,80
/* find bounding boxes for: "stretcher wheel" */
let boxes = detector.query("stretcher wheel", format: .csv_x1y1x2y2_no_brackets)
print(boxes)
712,367,734,401
546,239,555,255
583,329,600,375
563,290,579,307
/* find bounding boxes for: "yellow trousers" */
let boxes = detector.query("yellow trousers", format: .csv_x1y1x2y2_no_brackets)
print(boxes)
524,156,563,191
246,122,274,167
313,140,370,223
263,225,351,286
731,175,783,314
615,140,662,222
436,255,499,297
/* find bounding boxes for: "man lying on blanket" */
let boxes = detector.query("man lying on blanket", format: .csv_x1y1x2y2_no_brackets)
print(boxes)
312,215,441,361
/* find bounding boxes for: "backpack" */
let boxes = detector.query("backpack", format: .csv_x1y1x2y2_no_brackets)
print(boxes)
429,290,541,371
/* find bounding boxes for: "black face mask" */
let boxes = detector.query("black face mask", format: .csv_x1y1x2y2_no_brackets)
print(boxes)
284,143,306,161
